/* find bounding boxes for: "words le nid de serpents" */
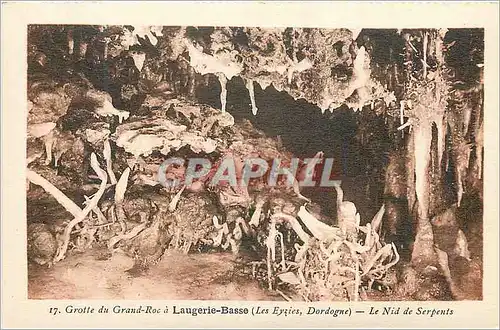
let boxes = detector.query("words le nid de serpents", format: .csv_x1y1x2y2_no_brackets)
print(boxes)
50,304,454,318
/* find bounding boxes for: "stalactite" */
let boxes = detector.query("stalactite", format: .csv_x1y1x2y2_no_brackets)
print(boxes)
435,115,446,169
475,119,484,181
187,66,197,100
217,73,228,112
402,30,452,268
347,46,370,100
457,167,465,207
79,42,87,59
103,38,109,61
411,120,436,266
245,79,258,116
422,31,428,79
414,121,432,221
131,52,146,72
431,31,448,172
449,111,472,207
463,104,473,136
406,126,416,215
472,86,484,185
67,29,74,55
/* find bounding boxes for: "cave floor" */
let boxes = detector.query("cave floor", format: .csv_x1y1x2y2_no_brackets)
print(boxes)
28,249,284,301
28,246,429,301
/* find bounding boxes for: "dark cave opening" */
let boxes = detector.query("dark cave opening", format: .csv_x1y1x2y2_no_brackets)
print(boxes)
196,75,391,224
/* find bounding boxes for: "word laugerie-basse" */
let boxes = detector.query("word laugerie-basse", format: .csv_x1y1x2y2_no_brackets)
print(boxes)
157,153,342,190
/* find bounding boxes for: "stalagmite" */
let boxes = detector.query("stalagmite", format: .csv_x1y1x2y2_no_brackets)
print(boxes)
109,167,130,241
108,222,147,250
332,181,357,236
370,204,385,234
54,153,108,262
297,206,340,242
454,229,471,261
43,130,55,165
272,213,310,244
103,139,117,184
28,123,57,165
114,167,130,203
168,185,186,212
26,169,83,217
249,199,265,227
434,246,470,300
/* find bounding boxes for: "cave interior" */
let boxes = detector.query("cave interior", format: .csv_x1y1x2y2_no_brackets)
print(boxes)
26,26,484,301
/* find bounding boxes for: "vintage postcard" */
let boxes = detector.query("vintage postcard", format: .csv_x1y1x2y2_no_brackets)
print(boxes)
1,1,499,329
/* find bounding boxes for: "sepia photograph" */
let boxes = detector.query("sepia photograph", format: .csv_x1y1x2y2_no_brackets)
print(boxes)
25,24,485,303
